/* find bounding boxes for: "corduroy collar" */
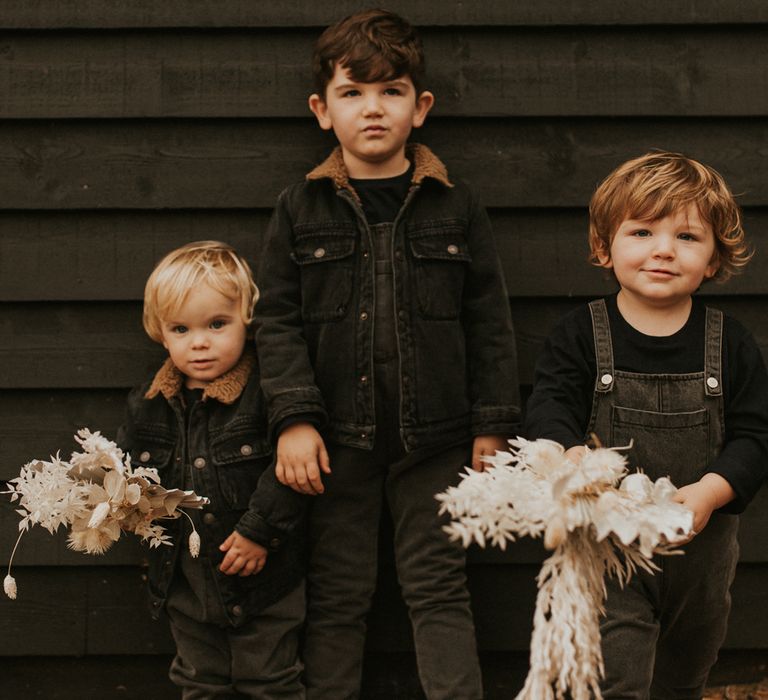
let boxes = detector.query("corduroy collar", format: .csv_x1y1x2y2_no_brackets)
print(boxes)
144,349,255,405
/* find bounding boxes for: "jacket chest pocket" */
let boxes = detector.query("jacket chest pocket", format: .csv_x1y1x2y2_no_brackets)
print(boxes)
610,405,710,484
292,225,357,323
129,426,176,475
408,224,471,320
210,423,271,510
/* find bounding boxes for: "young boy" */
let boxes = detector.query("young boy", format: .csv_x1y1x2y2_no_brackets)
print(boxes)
118,241,306,699
254,9,520,699
524,152,768,697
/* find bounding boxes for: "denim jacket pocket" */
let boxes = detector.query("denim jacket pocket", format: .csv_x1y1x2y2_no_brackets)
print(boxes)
210,417,271,510
408,222,471,320
292,224,357,323
128,424,176,474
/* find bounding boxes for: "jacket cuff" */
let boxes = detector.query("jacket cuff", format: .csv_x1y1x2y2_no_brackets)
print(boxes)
235,511,289,552
268,387,327,443
471,404,521,437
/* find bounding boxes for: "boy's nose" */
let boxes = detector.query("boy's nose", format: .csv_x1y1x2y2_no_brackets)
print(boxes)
652,234,675,257
362,96,383,116
190,332,210,348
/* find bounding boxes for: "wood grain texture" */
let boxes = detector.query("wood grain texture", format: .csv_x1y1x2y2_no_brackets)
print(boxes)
1,1,766,28
1,296,765,390
1,28,767,118
3,209,766,301
1,119,768,210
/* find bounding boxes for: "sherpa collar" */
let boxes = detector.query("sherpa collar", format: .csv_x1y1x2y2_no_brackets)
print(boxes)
145,349,255,405
306,143,452,193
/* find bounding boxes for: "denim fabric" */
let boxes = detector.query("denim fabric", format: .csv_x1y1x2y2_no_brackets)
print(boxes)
588,299,739,699
117,351,307,626
254,145,520,453
302,356,482,700
167,579,305,699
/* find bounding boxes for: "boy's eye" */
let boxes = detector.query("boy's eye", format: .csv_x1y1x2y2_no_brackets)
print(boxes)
632,229,651,237
210,319,226,329
678,232,696,241
342,89,361,98
383,87,402,96
172,325,188,334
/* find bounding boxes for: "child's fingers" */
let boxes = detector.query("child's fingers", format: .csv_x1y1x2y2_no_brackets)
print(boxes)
319,443,331,474
220,552,243,575
305,461,325,494
275,459,289,486
219,531,236,551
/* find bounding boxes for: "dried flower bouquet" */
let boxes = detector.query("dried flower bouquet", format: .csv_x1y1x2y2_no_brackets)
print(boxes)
436,437,694,700
3,428,208,600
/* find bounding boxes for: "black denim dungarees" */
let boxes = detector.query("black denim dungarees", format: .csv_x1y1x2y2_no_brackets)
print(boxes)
587,299,739,699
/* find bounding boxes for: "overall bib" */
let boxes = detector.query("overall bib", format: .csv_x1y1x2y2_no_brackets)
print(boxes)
587,299,739,700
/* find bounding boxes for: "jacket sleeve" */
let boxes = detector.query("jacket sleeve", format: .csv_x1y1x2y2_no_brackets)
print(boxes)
235,463,308,550
461,187,521,436
254,187,328,442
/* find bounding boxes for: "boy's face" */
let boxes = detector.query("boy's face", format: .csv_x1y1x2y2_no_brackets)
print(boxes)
308,64,434,178
597,203,719,310
159,283,247,389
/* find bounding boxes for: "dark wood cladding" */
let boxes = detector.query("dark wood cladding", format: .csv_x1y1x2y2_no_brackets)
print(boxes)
1,28,767,118
1,1,767,29
1,119,768,210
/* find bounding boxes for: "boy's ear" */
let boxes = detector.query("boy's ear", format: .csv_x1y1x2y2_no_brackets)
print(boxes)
704,255,720,280
412,91,435,128
308,93,333,130
595,246,613,269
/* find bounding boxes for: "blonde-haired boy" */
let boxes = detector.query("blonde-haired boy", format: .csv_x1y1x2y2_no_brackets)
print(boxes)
525,152,768,697
120,240,306,698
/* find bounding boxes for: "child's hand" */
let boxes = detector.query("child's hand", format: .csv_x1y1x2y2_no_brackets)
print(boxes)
276,422,331,495
672,473,736,541
471,434,509,471
219,531,268,576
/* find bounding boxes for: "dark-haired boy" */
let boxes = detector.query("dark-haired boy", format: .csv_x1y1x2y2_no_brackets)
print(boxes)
255,10,520,699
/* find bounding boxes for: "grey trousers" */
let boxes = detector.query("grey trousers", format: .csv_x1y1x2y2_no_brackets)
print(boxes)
166,579,306,699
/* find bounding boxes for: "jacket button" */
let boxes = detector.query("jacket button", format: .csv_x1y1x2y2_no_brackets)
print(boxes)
447,244,459,255
707,376,719,389
139,451,151,463
360,375,369,384
600,373,613,386
398,310,406,320
407,435,417,447
362,250,369,260
313,247,326,259
270,537,281,548
360,311,369,321
394,249,404,261
203,513,216,525
361,432,368,440
231,605,243,616
240,444,253,456
193,457,206,469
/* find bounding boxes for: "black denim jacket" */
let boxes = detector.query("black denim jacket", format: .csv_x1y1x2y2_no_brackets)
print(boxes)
255,144,520,451
118,350,305,626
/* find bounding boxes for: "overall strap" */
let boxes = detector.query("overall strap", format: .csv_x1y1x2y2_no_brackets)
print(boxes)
704,307,724,397
589,299,615,393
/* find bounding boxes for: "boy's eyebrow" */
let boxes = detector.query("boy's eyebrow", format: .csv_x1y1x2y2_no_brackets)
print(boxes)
332,78,410,92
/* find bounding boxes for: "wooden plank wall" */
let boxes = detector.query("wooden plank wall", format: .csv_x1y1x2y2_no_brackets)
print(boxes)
1,0,767,690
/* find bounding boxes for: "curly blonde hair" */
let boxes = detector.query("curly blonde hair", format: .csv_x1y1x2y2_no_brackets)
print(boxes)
589,151,751,282
143,240,258,343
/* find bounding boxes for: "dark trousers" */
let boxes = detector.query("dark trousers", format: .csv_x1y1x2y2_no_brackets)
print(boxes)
166,565,305,700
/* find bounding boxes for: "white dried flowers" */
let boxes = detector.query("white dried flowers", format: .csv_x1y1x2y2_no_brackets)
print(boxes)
3,428,209,599
436,437,693,700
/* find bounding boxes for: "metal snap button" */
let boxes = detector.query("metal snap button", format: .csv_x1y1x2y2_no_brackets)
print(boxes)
313,247,326,259
139,451,151,463
203,512,216,525
360,375,369,384
193,457,206,469
707,376,719,389
269,537,281,548
360,311,368,321
447,244,459,255
231,605,243,616
240,444,253,456
600,373,613,386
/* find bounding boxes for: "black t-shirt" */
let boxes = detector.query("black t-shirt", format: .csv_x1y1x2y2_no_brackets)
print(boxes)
349,165,413,224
